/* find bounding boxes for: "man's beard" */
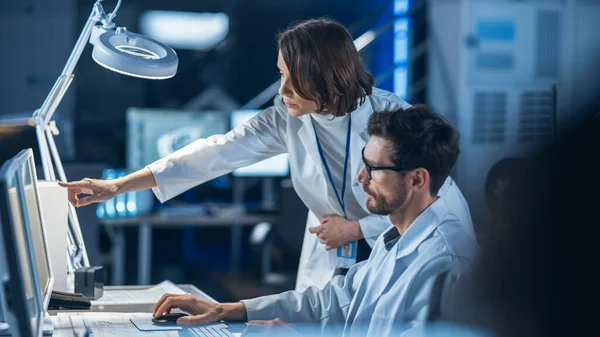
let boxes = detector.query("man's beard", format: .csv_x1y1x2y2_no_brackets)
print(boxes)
364,180,407,216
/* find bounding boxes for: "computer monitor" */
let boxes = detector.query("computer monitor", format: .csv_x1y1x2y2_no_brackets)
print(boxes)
17,149,54,310
0,150,46,337
230,110,290,177
126,108,229,170
0,116,75,165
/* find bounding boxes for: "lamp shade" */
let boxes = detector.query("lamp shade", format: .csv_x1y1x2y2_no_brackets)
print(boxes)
90,26,178,79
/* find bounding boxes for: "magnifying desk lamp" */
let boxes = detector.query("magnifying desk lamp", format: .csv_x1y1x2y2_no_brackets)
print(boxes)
31,0,178,285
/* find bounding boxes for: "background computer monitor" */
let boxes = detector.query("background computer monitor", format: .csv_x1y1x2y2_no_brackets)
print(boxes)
0,116,76,165
17,149,54,310
126,108,230,170
0,150,45,337
230,110,290,177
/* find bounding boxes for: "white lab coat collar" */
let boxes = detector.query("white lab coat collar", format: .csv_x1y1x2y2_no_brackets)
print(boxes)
296,115,325,178
349,97,374,138
349,98,372,179
394,197,451,259
295,97,372,180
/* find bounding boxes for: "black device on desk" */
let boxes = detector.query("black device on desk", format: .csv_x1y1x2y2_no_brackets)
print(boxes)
152,313,190,325
75,266,104,300
48,290,91,310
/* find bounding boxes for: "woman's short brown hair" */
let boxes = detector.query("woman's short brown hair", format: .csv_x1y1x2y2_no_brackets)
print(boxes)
278,18,374,116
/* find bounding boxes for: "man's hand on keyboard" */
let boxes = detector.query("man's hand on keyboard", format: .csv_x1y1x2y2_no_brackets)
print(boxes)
153,294,246,325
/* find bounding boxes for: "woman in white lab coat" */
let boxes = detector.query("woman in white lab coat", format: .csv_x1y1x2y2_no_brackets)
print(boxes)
59,18,473,291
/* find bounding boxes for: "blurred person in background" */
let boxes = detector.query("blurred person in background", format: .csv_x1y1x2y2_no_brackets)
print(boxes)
414,109,600,337
458,111,600,337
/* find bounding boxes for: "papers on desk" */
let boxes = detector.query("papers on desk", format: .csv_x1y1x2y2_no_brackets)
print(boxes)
52,312,179,337
91,280,188,305
52,312,235,337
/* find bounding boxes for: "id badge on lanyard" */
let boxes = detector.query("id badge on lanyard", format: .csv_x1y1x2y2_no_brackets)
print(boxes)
312,115,357,269
336,240,357,268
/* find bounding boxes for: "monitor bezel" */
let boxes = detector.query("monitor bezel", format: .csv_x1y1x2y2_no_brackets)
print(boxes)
0,149,45,337
19,149,54,310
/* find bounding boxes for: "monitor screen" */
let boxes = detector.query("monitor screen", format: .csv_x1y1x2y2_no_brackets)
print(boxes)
18,151,53,309
126,108,229,169
230,110,290,177
0,151,44,337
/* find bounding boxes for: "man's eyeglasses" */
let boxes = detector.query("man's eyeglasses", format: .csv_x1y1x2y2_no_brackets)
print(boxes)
361,147,409,180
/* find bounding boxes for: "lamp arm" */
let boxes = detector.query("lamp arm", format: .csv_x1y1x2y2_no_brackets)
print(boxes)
106,0,123,23
30,1,117,273
33,1,107,127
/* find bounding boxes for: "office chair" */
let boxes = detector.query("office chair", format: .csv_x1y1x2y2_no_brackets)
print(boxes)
482,157,531,244
485,158,523,217
427,270,449,322
249,179,307,291
427,270,460,322
427,266,478,323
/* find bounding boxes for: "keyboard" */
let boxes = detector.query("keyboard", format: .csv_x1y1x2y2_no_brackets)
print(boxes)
186,323,234,337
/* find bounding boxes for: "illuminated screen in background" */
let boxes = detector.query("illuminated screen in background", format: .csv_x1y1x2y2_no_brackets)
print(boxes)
230,110,290,177
126,108,229,170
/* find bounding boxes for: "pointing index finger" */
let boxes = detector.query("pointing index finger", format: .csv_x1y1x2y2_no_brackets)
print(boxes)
58,180,90,189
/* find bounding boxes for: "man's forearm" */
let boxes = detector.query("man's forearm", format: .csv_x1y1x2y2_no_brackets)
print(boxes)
219,302,247,321
240,273,354,323
115,167,158,194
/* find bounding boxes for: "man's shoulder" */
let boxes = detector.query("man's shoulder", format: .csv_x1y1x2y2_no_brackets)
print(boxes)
419,216,478,261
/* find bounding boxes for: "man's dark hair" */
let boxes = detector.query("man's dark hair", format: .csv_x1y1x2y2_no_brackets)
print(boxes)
367,104,460,195
278,18,374,116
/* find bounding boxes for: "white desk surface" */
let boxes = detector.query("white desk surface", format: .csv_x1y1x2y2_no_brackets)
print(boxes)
48,283,214,316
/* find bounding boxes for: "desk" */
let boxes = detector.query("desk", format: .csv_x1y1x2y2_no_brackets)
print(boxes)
48,284,213,316
99,214,276,285
47,284,247,336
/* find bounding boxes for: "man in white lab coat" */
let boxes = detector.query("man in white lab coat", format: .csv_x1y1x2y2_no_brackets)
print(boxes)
152,104,478,336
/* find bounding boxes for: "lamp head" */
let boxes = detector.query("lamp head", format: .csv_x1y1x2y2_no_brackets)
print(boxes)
90,25,178,79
